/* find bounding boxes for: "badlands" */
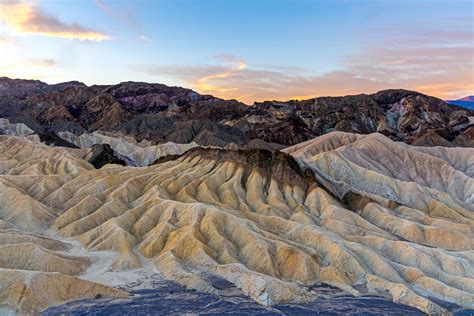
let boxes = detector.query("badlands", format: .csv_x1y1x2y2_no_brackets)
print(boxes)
0,130,472,315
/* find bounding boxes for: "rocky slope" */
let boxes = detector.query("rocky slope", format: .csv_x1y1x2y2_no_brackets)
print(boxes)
0,77,472,148
0,133,194,176
0,133,472,314
0,118,36,137
240,90,474,147
58,131,198,167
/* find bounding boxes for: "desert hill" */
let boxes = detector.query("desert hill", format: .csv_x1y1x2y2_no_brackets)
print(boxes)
0,132,472,314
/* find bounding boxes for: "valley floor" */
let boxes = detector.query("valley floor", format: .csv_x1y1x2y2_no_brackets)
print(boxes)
41,279,426,316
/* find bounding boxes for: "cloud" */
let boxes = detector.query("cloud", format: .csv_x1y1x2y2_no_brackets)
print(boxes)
138,34,152,43
26,58,56,67
95,0,140,29
136,26,473,104
0,0,110,41
137,51,473,104
193,55,247,93
95,0,151,42
343,37,474,99
137,63,372,103
0,36,22,47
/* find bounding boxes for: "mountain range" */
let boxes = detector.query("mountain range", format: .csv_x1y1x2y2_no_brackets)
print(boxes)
1,77,473,149
0,77,473,315
446,96,474,110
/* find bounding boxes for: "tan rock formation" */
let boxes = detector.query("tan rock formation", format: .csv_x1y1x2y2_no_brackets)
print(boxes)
0,119,37,139
0,269,128,315
0,133,472,314
58,131,198,166
0,135,92,175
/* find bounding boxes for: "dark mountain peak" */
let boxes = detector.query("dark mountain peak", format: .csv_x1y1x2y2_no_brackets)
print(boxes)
370,88,423,104
0,77,87,98
50,80,87,91
0,76,46,85
0,78,472,147
0,77,48,98
252,89,424,109
104,81,189,97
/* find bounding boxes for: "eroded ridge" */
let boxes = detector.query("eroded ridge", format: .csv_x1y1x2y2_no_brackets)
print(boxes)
0,134,473,314
58,131,198,167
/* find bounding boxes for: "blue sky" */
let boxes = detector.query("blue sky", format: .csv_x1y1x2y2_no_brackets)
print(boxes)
1,0,473,103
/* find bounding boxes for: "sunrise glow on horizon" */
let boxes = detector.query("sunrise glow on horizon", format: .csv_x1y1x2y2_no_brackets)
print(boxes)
1,0,473,104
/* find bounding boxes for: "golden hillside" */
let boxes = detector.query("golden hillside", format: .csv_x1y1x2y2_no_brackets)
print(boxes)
0,133,473,314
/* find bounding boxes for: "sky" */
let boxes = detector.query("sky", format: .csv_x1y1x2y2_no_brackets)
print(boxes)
0,0,473,104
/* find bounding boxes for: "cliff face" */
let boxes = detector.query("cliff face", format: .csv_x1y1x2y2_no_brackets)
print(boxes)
0,77,472,148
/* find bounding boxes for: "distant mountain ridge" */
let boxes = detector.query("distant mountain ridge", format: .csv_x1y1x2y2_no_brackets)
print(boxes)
446,96,474,110
0,77,473,147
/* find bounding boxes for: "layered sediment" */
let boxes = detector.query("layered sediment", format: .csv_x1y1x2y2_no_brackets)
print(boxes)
0,133,472,314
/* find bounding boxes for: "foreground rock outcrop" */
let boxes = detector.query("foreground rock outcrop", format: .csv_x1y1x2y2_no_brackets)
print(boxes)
0,133,472,314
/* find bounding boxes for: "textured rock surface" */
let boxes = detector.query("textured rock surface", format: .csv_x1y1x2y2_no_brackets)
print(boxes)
0,77,472,147
0,118,36,137
242,90,474,147
86,144,129,169
0,135,93,176
40,279,426,316
0,270,128,315
0,133,473,314
58,131,198,166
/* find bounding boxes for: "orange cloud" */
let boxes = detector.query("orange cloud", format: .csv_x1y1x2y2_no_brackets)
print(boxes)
138,26,473,104
0,1,109,41
139,59,473,104
415,83,474,100
194,57,247,93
